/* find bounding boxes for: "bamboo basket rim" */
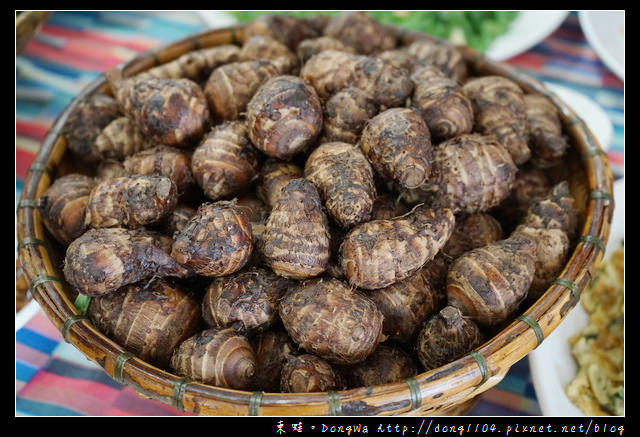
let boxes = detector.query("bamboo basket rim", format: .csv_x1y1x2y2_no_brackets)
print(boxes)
16,20,615,416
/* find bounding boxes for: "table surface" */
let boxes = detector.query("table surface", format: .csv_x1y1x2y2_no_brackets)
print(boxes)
15,11,624,417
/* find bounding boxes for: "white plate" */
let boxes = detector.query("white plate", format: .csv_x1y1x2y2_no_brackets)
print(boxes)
529,178,624,416
544,82,613,152
578,11,624,81
486,11,569,61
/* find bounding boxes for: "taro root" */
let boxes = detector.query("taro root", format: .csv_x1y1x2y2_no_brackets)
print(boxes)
84,175,178,229
191,121,261,200
322,87,378,144
340,205,455,290
161,204,197,237
416,305,484,371
107,71,210,148
300,50,360,100
280,354,342,393
136,44,240,83
304,142,376,228
247,75,323,160
410,65,473,142
446,233,537,326
202,268,293,332
123,145,194,194
93,116,153,162
238,35,298,74
442,213,503,260
256,159,304,209
462,75,526,114
342,344,417,388
368,267,444,343
261,178,331,279
279,278,385,365
524,94,569,168
371,193,409,221
323,11,396,55
95,159,129,182
422,134,517,214
40,174,95,245
87,278,201,368
296,36,355,64
170,327,256,389
63,92,122,164
251,330,297,392
204,60,282,123
63,228,190,297
520,181,577,237
234,193,270,224
406,39,468,83
171,201,253,277
378,48,415,72
359,108,433,189
243,14,320,50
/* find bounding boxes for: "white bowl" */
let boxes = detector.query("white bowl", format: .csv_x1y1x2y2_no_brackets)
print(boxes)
578,11,624,81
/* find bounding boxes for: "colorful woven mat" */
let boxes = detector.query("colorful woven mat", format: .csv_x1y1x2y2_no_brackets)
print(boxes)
16,11,623,417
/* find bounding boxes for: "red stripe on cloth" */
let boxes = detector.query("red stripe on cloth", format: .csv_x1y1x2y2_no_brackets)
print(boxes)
41,24,158,53
506,52,546,70
26,370,122,402
602,72,624,88
16,120,51,142
544,38,599,60
22,312,64,342
23,41,125,72
114,386,194,416
16,343,52,369
16,147,37,180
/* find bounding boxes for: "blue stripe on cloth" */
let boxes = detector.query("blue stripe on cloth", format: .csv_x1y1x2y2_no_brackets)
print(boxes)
16,328,59,354
16,360,40,382
44,357,124,390
16,179,23,200
16,397,83,416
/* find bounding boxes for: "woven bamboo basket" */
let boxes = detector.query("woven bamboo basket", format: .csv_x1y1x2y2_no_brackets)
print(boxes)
16,20,614,416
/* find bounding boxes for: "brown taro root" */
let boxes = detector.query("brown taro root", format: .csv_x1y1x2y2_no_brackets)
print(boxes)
342,344,417,388
247,75,323,160
279,278,385,365
251,330,297,392
340,205,455,290
304,142,376,228
95,159,129,182
63,93,122,164
423,134,517,214
171,201,253,277
261,178,331,279
170,327,256,389
88,278,201,368
296,36,355,64
191,121,261,200
359,108,433,190
107,71,209,147
416,306,484,371
371,193,409,221
202,268,293,332
521,181,577,237
234,193,270,224
85,175,178,229
280,354,342,393
204,60,282,123
524,93,569,168
322,87,378,144
123,145,194,194
41,174,95,245
136,44,240,84
368,267,444,343
378,48,415,72
243,14,320,50
93,116,153,162
406,39,468,83
63,228,190,297
446,233,537,326
256,158,304,208
323,11,396,55
462,76,529,165
161,204,197,237
300,50,359,99
410,65,473,142
238,35,298,74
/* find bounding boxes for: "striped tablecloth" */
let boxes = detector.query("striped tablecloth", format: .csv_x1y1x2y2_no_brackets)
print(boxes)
16,11,623,417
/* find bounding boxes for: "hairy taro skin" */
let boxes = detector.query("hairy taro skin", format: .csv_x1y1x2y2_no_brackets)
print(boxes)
359,108,433,189
63,228,190,297
406,39,468,83
85,175,178,229
171,202,253,277
170,327,256,389
123,145,194,194
341,344,417,388
279,278,385,365
191,121,261,200
370,193,409,221
340,205,455,290
247,75,323,160
416,305,484,371
238,35,299,74
93,116,154,162
304,142,377,228
322,87,378,144
161,204,197,238
280,354,342,393
41,174,95,245
323,11,397,55
261,178,331,279
88,278,201,368
256,158,304,208
243,14,320,50
524,93,569,168
296,36,355,64
446,234,537,326
474,104,531,166
251,330,297,392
